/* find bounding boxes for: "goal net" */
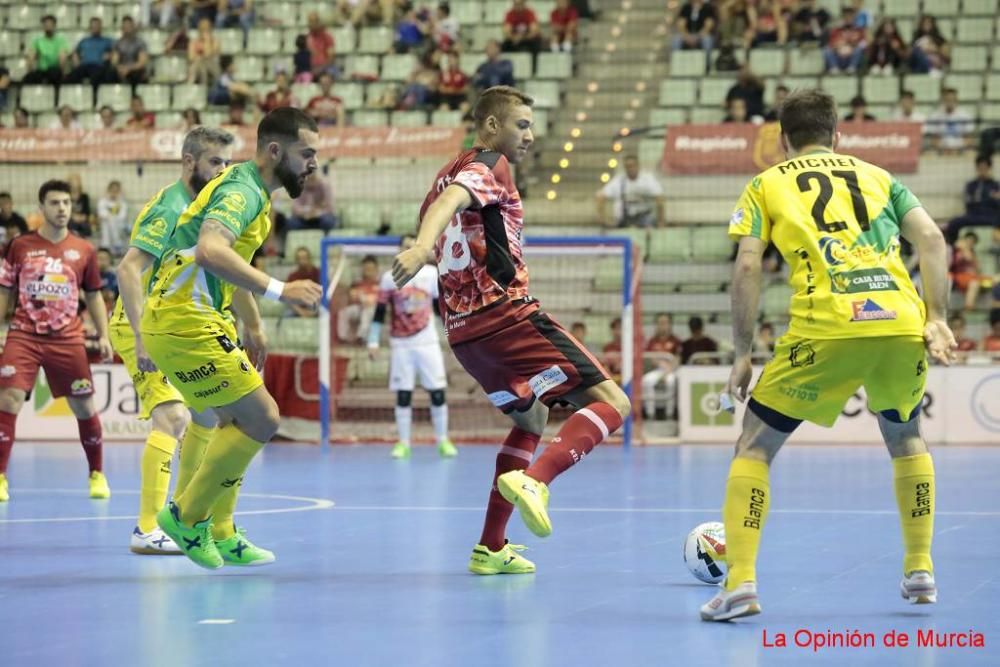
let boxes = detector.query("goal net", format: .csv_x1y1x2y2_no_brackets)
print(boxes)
318,236,642,448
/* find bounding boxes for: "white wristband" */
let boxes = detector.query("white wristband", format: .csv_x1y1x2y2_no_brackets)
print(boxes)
264,278,285,301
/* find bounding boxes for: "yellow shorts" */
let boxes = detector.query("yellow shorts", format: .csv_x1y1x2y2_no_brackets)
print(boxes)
752,335,927,428
109,320,185,420
140,316,263,413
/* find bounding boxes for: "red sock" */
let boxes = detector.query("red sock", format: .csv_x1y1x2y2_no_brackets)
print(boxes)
479,427,541,551
78,416,103,473
526,402,624,485
0,411,16,474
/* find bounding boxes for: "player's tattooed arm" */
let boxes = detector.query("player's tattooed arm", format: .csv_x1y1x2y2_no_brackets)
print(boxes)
194,218,271,295
730,236,766,358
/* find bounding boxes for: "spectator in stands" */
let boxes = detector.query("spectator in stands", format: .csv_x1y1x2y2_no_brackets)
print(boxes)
179,107,202,131
680,316,718,364
717,0,750,49
502,0,544,55
97,105,118,130
570,321,590,351
472,41,516,91
287,175,338,232
111,16,150,88
306,12,337,79
723,97,750,123
164,13,192,55
50,105,81,131
641,313,682,421
224,100,249,126
259,72,300,113
189,0,218,28
984,311,1000,352
208,55,255,106
125,95,155,128
0,194,28,237
286,247,322,318
146,0,183,30
337,0,398,27
67,18,114,89
763,84,788,122
725,66,765,119
672,0,718,54
944,156,1000,243
67,173,94,238
433,2,460,52
823,6,866,74
550,0,580,52
867,18,907,76
337,255,381,343
753,321,775,353
216,0,256,40
306,73,346,127
400,51,441,110
747,0,788,47
601,317,623,381
0,67,9,111
927,88,974,154
96,247,119,313
293,35,313,83
597,154,665,228
910,14,949,75
892,89,925,127
844,95,876,122
437,53,469,111
97,180,129,254
789,0,830,44
394,2,432,54
23,15,69,86
187,17,221,85
950,231,988,311
13,107,31,129
949,314,979,356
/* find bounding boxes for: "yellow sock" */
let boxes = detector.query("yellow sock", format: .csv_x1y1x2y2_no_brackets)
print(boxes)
210,484,242,541
893,453,935,575
175,422,214,497
138,430,177,533
722,457,771,590
174,424,264,525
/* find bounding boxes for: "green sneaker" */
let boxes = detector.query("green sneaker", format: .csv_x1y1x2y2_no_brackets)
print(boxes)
155,501,223,569
497,470,552,538
391,442,411,459
437,439,458,458
469,541,535,575
216,527,276,566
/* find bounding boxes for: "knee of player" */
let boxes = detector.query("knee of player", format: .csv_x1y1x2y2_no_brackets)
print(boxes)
158,403,191,439
396,390,413,408
428,389,446,406
259,400,282,438
0,389,24,414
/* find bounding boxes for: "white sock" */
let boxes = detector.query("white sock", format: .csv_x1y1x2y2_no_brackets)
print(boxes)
394,406,412,446
430,404,448,443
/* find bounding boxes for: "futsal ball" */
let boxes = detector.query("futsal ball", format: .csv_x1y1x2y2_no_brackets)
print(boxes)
683,521,727,584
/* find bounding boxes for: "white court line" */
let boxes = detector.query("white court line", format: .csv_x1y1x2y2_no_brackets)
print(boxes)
198,619,236,625
330,505,1000,517
0,490,334,525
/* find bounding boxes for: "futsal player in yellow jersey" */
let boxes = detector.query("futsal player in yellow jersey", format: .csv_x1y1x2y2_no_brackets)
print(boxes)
701,90,957,621
111,127,235,555
142,108,322,569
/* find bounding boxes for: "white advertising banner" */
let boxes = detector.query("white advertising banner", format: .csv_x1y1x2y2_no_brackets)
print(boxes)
678,366,1000,444
18,364,150,441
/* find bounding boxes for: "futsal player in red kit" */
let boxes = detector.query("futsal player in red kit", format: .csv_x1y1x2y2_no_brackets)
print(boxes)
392,86,632,574
0,180,113,502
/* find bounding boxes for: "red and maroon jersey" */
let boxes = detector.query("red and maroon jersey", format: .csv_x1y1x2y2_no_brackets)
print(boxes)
378,265,438,343
420,148,537,344
646,334,682,355
0,232,101,343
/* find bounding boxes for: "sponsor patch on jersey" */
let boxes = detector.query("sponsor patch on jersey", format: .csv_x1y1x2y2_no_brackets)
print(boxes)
63,249,81,261
528,365,569,398
729,208,744,226
830,268,899,294
220,191,246,214
147,217,168,237
0,365,15,378
851,299,897,321
487,390,519,407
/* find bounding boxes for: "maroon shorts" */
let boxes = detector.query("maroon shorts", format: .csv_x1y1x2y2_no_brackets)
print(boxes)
451,311,611,413
0,334,94,398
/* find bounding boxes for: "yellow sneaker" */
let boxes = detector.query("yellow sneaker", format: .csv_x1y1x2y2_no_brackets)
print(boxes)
468,541,535,575
497,470,552,537
89,471,111,499
0,473,8,502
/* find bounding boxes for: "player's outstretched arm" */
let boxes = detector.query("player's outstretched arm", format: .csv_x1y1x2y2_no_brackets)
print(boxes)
392,184,472,288
116,246,157,370
900,206,957,365
195,219,322,307
727,235,767,402
83,289,114,362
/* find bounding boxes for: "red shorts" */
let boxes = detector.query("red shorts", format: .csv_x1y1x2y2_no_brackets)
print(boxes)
451,311,611,413
0,334,94,398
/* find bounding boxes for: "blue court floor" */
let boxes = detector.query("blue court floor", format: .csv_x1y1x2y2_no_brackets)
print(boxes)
0,442,997,667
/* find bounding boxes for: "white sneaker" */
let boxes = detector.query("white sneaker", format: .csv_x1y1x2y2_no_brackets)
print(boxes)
130,526,183,555
700,581,761,621
901,570,937,604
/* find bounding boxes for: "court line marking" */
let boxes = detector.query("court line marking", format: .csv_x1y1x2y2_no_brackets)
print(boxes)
329,505,1000,517
198,619,236,625
0,490,334,525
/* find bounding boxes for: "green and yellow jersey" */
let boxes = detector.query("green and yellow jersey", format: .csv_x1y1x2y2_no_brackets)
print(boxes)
729,149,926,340
143,161,272,333
110,179,192,326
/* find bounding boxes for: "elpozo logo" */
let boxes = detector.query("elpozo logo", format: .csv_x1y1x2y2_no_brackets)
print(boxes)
970,373,1000,432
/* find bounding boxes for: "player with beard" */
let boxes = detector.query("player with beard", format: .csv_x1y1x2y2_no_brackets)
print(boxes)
392,86,632,574
110,127,236,555
140,108,322,569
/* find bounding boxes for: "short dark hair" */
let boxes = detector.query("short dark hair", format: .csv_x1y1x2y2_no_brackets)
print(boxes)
256,107,318,152
610,317,622,328
472,86,534,129
121,15,135,24
295,246,312,256
775,85,789,93
571,321,586,330
38,180,72,204
99,105,114,114
976,155,992,168
900,90,915,99
778,89,837,151
97,246,113,256
943,87,958,96
688,315,705,331
850,95,866,108
655,312,672,321
41,14,56,24
963,231,979,243
220,54,235,70
438,2,450,15
361,254,378,265
131,94,143,103
0,192,10,200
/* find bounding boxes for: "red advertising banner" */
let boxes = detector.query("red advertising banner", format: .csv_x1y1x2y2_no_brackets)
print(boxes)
661,121,922,175
0,126,466,163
